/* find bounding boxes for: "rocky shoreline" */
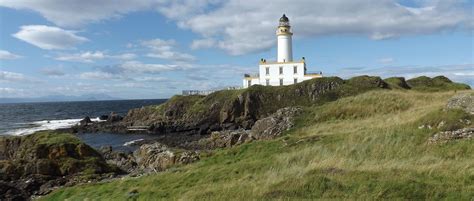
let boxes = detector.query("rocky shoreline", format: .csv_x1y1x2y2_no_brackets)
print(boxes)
1,75,471,200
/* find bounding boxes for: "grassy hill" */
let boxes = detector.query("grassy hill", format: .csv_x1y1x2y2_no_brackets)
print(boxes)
42,87,473,200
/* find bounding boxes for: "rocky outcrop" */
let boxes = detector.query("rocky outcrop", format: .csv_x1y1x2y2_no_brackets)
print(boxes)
446,93,473,114
185,107,303,150
99,146,137,173
102,76,386,137
186,129,252,150
133,142,199,172
428,127,473,144
0,132,121,200
251,107,303,140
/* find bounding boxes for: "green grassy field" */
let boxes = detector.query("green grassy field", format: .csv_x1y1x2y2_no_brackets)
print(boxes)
42,90,474,200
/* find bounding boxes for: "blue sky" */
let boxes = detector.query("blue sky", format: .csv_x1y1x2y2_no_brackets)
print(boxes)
0,0,473,99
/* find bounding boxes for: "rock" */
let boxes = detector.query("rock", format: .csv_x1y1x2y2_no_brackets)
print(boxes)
0,132,121,199
99,146,137,173
79,116,92,126
133,142,199,172
0,181,29,201
250,107,303,140
446,93,474,114
428,127,473,144
107,112,123,122
99,115,109,120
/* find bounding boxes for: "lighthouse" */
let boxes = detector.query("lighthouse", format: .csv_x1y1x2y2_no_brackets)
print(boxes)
277,14,293,62
242,14,322,88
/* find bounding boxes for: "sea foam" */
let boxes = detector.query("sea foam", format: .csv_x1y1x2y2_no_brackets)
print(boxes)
5,117,105,136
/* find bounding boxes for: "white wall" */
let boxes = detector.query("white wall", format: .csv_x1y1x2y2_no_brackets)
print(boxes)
277,35,292,62
258,62,306,86
242,77,260,88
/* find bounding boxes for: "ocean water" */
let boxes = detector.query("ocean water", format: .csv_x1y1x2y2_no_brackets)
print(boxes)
0,99,167,149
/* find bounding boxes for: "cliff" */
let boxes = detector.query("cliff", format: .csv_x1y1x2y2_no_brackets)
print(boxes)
0,131,121,200
117,75,469,136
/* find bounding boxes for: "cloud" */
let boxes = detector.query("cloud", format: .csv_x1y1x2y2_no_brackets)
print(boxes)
377,57,395,64
3,1,471,55
0,71,26,82
141,39,196,62
12,25,88,50
79,71,121,80
338,63,474,87
0,0,159,27
166,0,473,55
120,60,192,73
54,51,136,63
40,67,65,76
0,50,22,60
190,38,216,49
0,87,25,97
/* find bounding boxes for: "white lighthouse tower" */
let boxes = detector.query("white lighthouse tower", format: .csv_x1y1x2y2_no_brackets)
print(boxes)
277,14,293,62
242,14,322,88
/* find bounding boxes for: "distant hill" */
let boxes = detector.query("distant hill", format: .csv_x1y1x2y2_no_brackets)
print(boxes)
0,93,121,103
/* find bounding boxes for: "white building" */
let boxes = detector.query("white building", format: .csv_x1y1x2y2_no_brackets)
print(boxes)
243,14,322,88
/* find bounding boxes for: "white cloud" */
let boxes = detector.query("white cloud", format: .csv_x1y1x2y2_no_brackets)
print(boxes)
54,51,136,63
0,50,22,60
55,51,105,62
0,71,26,82
0,0,159,27
377,57,395,64
2,1,471,55
191,38,216,49
120,60,191,73
12,25,88,50
0,87,24,97
79,71,120,80
167,0,473,55
141,39,196,62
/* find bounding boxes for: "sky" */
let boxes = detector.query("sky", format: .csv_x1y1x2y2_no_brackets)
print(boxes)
0,0,473,99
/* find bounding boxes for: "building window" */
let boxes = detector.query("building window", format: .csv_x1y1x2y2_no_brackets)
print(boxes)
294,78,298,84
248,80,251,86
280,79,283,86
279,66,283,75
265,67,269,75
294,66,297,74
266,79,269,86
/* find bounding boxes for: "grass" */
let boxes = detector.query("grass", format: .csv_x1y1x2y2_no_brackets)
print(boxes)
42,90,474,200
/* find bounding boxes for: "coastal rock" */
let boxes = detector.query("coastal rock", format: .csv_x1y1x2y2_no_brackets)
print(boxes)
428,127,473,144
99,146,137,173
250,107,303,140
133,142,199,172
79,116,92,126
182,129,251,150
107,112,123,123
0,132,121,199
99,115,109,121
0,181,29,201
446,93,474,114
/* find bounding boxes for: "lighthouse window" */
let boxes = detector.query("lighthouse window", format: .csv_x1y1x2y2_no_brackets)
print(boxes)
280,79,283,86
265,67,269,75
248,80,251,87
279,66,283,75
294,78,298,84
293,66,297,74
266,79,269,86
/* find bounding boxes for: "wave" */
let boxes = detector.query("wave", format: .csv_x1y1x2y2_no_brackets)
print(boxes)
123,138,144,146
5,117,105,136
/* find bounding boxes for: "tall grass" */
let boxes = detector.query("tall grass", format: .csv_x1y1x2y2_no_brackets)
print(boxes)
42,90,474,200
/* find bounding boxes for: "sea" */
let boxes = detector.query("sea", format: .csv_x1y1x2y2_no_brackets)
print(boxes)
0,99,167,151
